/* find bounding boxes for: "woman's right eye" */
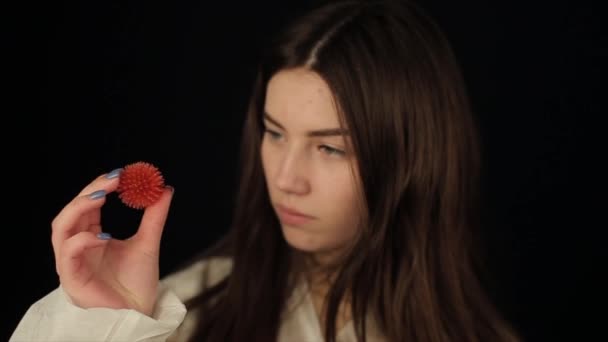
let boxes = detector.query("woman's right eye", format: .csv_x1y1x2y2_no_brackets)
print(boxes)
265,129,283,141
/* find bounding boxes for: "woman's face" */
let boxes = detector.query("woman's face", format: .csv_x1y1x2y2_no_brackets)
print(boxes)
261,67,363,264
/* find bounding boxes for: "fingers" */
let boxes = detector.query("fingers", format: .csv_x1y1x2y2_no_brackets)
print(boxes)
133,186,174,256
77,168,123,197
54,223,103,275
57,231,110,282
51,170,121,262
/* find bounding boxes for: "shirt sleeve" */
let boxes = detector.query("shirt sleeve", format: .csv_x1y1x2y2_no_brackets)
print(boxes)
9,283,187,342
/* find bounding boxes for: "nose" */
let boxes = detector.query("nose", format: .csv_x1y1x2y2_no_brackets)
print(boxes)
275,148,310,196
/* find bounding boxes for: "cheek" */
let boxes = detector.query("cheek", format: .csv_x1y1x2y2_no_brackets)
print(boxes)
261,140,280,201
319,169,361,226
260,140,274,178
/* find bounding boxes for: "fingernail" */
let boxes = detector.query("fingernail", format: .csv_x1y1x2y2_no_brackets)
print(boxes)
97,232,112,240
165,185,174,193
88,189,106,200
105,168,124,179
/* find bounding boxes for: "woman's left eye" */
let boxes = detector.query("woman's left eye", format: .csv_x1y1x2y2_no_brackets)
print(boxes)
319,145,346,157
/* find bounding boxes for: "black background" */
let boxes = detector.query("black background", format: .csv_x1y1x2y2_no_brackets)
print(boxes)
4,0,604,341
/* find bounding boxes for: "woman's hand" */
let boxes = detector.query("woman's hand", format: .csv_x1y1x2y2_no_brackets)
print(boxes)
51,168,174,316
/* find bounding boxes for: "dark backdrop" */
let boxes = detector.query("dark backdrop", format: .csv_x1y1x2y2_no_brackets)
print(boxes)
5,0,603,341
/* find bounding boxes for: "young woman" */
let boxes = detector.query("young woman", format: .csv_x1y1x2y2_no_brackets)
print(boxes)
11,1,520,341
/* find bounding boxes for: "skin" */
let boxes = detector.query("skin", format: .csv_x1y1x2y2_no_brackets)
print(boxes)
50,67,361,332
51,172,174,316
261,67,363,332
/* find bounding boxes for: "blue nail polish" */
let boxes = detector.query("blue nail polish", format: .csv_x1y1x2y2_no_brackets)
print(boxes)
88,189,106,200
97,232,112,240
105,168,123,179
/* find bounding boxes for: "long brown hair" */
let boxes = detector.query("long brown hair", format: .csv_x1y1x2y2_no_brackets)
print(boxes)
185,1,520,341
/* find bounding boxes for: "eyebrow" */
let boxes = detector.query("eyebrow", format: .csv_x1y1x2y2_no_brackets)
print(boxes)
263,112,349,137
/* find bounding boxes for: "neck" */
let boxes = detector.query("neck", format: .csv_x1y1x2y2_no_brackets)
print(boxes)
304,259,353,334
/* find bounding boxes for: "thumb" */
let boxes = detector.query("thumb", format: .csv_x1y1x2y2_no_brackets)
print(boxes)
133,186,174,255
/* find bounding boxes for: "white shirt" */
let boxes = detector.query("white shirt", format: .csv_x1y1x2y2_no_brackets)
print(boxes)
10,257,385,341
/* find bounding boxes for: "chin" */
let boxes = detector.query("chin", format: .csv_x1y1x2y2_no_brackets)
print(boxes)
280,224,326,253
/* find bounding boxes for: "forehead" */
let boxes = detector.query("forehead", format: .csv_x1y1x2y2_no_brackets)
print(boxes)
264,68,340,127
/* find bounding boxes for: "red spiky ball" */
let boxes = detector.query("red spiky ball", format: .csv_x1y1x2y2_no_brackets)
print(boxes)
116,161,165,209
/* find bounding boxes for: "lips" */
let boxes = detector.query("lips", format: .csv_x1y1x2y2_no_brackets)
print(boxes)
275,204,315,226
